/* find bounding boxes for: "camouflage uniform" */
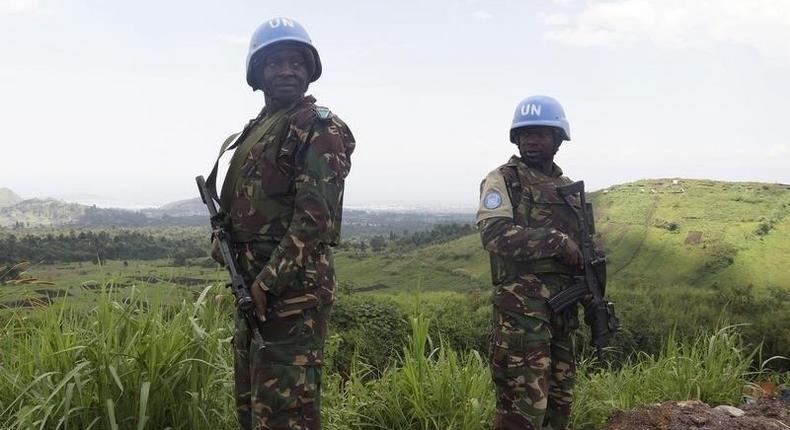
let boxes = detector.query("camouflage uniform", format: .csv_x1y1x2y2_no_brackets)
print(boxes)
477,155,582,430
220,95,355,430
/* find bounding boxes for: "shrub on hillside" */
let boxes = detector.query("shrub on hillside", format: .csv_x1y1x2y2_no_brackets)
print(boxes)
329,295,409,374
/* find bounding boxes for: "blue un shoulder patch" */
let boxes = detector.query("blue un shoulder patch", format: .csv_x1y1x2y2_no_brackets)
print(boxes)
484,191,503,209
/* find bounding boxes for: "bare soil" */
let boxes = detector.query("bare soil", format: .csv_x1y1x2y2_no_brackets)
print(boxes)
604,397,788,430
685,231,703,245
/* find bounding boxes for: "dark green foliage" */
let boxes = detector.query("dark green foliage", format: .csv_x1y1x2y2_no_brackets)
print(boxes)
755,220,773,236
394,223,475,248
701,243,737,273
369,235,386,252
652,218,680,232
417,292,491,354
0,229,206,264
329,295,410,374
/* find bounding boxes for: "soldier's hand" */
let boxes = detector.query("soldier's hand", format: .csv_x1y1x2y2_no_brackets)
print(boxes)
250,280,268,322
210,237,225,265
561,237,583,269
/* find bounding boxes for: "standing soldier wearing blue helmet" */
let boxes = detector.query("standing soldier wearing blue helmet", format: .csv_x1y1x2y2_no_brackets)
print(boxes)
477,96,585,430
207,17,355,430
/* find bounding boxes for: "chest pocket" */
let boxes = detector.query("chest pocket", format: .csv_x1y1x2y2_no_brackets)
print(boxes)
241,122,298,198
525,181,581,236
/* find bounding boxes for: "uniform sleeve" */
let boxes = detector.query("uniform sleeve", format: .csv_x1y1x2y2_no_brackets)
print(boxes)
477,169,570,261
255,117,354,295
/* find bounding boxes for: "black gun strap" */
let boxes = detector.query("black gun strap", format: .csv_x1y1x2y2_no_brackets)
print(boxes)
204,116,261,205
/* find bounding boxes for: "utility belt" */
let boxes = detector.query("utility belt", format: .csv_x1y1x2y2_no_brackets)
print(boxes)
230,231,281,244
491,255,581,284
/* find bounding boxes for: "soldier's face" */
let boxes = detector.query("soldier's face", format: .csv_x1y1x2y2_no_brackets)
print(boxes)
254,45,309,103
516,127,558,163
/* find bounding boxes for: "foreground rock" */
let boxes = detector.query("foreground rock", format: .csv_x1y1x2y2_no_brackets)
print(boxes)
604,397,788,430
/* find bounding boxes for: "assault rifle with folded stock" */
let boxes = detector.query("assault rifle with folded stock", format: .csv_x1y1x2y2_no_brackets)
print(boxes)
196,175,264,347
548,181,619,360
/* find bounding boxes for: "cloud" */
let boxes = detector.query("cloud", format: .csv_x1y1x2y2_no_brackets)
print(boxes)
474,9,493,19
0,0,41,15
216,34,248,47
544,0,790,62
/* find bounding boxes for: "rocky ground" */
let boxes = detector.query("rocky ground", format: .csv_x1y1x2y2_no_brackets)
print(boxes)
604,396,789,430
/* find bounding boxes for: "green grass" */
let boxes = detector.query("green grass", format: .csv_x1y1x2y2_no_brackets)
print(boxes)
324,315,495,430
1,283,785,430
1,259,224,313
1,285,236,429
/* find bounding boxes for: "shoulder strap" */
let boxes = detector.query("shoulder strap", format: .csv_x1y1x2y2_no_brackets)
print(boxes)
204,117,258,205
501,164,522,211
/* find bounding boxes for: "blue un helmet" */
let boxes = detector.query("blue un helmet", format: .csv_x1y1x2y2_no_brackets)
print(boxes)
246,17,322,90
509,95,571,143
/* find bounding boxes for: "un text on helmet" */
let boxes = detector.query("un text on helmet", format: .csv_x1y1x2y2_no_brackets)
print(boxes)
521,104,542,117
268,18,295,28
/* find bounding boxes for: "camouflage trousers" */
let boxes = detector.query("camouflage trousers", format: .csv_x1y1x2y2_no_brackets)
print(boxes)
489,274,579,430
233,303,331,430
233,242,332,430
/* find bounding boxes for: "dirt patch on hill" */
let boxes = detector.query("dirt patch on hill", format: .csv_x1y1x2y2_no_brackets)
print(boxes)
685,231,703,245
605,397,788,430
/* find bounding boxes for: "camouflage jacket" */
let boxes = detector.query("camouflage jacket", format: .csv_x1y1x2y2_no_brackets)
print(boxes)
221,96,355,299
476,155,582,283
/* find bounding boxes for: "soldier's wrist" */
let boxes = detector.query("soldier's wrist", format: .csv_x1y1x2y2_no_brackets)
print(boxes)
253,277,270,292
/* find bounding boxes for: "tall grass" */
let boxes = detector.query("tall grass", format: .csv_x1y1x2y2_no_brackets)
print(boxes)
326,315,495,430
1,285,782,430
0,285,236,429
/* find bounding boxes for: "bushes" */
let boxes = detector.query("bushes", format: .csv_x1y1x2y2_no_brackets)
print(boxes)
329,295,410,374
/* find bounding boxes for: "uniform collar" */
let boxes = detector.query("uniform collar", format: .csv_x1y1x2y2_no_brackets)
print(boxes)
260,95,316,116
507,155,564,185
508,155,563,177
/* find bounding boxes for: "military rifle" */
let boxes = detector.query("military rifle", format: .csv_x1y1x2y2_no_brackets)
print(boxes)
548,180,619,360
196,175,264,347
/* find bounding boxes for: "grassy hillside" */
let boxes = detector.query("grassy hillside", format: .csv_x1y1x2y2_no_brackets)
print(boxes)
592,179,790,292
338,179,790,295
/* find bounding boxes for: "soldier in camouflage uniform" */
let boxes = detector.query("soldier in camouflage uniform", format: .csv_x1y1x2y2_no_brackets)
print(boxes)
210,17,355,430
477,96,584,430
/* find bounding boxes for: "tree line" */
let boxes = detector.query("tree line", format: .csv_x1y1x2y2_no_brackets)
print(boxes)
0,230,206,264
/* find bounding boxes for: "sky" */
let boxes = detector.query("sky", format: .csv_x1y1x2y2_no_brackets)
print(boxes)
1,0,789,210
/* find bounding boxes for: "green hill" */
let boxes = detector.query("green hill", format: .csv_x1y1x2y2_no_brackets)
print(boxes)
593,178,789,291
0,188,22,208
339,179,789,294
